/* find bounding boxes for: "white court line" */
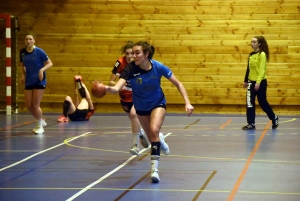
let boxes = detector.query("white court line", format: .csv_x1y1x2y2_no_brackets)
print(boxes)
66,132,172,201
0,132,91,172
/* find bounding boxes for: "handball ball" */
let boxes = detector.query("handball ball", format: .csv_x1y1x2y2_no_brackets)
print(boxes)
91,82,106,98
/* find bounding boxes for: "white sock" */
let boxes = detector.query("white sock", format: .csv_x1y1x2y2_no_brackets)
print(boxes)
133,133,139,146
37,119,43,127
151,155,160,170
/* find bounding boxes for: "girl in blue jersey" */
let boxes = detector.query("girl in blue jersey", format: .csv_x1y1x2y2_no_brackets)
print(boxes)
108,41,149,155
104,41,194,183
20,33,53,134
242,36,278,130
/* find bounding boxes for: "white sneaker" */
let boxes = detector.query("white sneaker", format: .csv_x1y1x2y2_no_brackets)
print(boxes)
159,132,170,155
32,125,39,132
139,129,150,148
130,144,139,155
34,126,44,134
151,169,160,183
42,119,47,127
32,119,47,132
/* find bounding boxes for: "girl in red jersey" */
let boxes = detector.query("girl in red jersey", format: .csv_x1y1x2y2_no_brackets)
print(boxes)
109,41,149,155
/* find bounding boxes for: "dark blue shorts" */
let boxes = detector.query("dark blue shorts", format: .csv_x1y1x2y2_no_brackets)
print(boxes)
25,84,46,90
136,103,166,116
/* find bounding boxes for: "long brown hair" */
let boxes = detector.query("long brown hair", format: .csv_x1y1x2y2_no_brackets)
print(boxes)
134,41,155,59
254,36,269,61
119,41,134,54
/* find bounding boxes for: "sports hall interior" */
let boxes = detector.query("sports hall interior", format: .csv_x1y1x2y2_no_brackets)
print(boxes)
0,1,299,201
0,0,299,114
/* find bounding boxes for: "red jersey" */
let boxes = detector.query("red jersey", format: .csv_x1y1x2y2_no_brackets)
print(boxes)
111,56,133,102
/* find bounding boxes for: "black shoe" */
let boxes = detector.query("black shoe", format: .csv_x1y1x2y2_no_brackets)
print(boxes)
242,124,256,130
272,115,279,129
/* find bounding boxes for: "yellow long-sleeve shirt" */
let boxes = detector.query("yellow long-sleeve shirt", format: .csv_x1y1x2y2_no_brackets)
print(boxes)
247,51,267,84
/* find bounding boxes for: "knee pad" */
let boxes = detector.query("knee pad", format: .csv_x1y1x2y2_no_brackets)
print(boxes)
63,100,71,112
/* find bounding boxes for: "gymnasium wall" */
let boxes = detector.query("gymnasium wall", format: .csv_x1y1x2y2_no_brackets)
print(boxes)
0,0,299,114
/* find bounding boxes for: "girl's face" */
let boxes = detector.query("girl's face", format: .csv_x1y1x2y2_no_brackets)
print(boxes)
251,38,260,52
124,48,133,63
133,45,148,66
25,35,35,47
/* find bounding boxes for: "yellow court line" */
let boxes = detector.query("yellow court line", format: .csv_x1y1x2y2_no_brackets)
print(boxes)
65,132,171,201
63,131,300,164
0,132,91,172
21,118,297,132
64,138,300,164
0,188,299,195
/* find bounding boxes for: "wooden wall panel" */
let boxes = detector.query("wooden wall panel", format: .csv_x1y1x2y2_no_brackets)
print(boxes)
0,0,299,114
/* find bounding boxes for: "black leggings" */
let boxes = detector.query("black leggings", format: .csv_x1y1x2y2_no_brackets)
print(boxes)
246,79,275,124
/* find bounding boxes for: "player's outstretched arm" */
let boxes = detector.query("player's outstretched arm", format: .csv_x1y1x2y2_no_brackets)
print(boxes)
105,78,126,93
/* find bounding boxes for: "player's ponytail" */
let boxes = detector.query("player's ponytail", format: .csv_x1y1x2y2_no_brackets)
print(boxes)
254,36,269,62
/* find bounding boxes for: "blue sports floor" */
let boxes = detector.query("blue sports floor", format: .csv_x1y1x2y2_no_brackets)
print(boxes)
0,113,299,201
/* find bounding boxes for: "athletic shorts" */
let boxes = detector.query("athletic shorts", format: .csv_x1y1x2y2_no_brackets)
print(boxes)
68,109,88,121
136,103,166,116
25,84,46,90
120,100,134,113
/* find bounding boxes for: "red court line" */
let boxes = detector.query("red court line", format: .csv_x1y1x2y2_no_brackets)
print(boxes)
227,120,272,201
0,120,37,131
220,119,232,129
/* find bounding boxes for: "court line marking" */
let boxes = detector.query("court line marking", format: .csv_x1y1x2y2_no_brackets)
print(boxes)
114,171,151,201
64,136,300,164
0,132,91,172
192,170,217,200
184,119,200,129
66,132,172,201
0,187,299,195
227,121,272,201
5,117,296,132
0,120,37,131
220,119,232,129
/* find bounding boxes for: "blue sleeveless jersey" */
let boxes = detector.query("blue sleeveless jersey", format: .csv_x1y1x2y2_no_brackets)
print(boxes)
120,59,172,111
20,47,49,87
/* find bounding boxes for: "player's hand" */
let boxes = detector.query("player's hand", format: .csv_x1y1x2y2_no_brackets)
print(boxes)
254,83,260,91
185,104,194,117
39,69,44,81
243,82,247,88
93,80,102,84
